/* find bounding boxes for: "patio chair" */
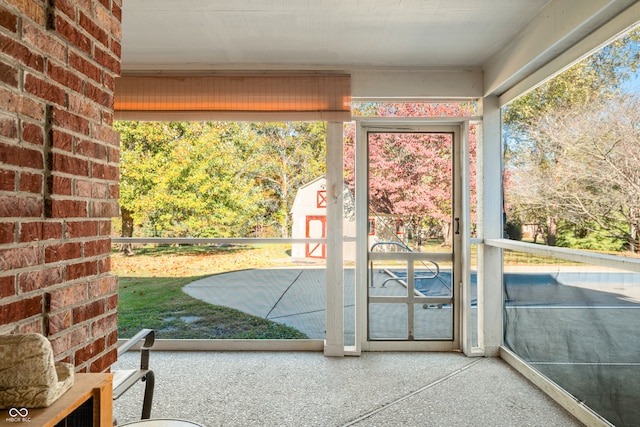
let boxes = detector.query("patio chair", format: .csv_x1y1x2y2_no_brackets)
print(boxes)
112,329,155,420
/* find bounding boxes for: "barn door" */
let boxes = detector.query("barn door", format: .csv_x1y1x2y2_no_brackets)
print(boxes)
305,215,326,258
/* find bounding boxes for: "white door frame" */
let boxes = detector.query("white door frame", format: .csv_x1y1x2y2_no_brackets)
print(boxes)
352,118,472,353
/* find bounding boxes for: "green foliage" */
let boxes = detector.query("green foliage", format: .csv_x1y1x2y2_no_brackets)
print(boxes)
505,219,523,241
556,222,625,252
115,121,326,238
503,27,639,130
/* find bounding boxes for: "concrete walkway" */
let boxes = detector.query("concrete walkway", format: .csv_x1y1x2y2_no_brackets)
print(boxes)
184,267,346,340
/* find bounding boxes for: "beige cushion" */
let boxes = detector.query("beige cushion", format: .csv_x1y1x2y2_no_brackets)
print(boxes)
0,334,74,408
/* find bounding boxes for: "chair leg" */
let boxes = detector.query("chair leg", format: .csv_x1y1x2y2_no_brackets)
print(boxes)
141,371,155,419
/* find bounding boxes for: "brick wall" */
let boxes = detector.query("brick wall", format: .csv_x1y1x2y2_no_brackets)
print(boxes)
0,0,121,372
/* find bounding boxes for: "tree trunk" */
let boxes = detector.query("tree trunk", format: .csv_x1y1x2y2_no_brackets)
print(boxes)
545,217,557,246
120,207,135,256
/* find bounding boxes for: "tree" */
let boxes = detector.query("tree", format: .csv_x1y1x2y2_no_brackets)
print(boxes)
344,102,478,247
116,121,197,251
509,94,640,251
250,122,326,237
503,27,640,247
116,121,327,240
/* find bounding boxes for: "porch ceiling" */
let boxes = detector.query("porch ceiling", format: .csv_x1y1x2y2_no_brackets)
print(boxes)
121,0,638,98
121,0,548,71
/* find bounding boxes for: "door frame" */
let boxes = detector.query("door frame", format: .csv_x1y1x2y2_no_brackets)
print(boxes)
353,119,471,353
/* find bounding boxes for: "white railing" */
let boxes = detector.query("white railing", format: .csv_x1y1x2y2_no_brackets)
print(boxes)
484,238,640,273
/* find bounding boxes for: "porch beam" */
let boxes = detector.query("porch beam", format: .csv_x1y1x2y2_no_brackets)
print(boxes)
324,121,345,356
480,95,503,356
484,0,637,98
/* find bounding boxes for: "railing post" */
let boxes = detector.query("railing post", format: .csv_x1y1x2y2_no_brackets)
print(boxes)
324,121,344,356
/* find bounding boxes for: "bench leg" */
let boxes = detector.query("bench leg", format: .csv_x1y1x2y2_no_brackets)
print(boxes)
141,371,154,419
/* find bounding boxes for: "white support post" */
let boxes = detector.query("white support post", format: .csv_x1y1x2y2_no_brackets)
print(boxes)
324,121,344,356
480,95,504,356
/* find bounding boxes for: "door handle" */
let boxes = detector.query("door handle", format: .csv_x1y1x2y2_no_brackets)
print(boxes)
455,218,460,235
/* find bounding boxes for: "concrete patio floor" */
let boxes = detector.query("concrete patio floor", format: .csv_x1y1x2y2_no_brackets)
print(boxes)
112,351,583,426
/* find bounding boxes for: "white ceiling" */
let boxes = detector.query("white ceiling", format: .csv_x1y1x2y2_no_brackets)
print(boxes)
121,0,550,71
120,0,639,98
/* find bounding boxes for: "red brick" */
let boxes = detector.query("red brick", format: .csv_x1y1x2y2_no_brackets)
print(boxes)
75,337,105,365
89,347,116,372
73,299,104,323
0,87,45,120
0,194,42,217
43,221,63,239
94,5,120,40
24,73,65,106
69,50,100,83
67,259,98,280
66,220,98,239
103,71,115,92
76,138,107,160
0,245,40,270
50,199,87,218
52,129,73,151
0,222,14,243
111,2,121,22
90,181,107,198
18,318,43,334
96,222,109,238
45,241,81,263
101,110,113,127
51,0,76,21
75,178,92,197
47,62,83,94
22,22,67,63
53,108,90,136
0,33,44,72
19,220,42,241
85,83,112,108
54,15,91,54
94,45,119,74
5,0,45,26
46,283,87,311
0,295,42,325
90,200,118,218
51,175,72,195
52,152,89,176
0,6,18,32
91,162,117,180
88,275,116,298
0,114,18,139
49,326,87,356
91,311,117,337
0,141,43,169
19,266,64,292
98,256,110,274
0,61,18,87
84,238,110,257
108,183,118,199
68,93,101,122
107,145,119,162
19,171,42,193
0,276,15,298
0,169,15,190
47,309,71,335
21,122,44,145
106,328,117,347
79,11,108,47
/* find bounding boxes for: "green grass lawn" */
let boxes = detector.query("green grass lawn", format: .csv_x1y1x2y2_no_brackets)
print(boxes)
114,245,308,339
